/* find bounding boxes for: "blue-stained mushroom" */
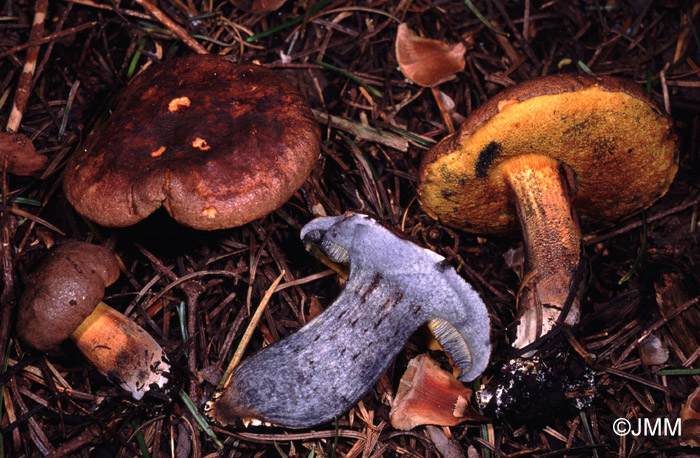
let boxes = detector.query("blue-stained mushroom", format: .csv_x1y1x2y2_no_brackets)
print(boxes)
205,212,491,428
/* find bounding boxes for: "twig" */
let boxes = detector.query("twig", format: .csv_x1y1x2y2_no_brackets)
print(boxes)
583,197,700,245
614,295,700,365
0,160,14,380
218,270,286,391
0,22,97,60
6,0,48,132
63,0,152,20
312,109,409,152
133,0,208,54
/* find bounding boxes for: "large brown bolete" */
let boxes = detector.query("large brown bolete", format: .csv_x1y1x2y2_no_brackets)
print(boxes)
63,54,320,230
418,74,677,349
17,242,170,400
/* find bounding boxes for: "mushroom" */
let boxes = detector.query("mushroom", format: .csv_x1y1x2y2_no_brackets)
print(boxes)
17,242,170,400
204,212,491,428
418,74,677,350
63,54,320,230
390,354,484,431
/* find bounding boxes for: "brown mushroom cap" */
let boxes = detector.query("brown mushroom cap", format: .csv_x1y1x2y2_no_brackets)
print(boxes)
418,74,678,236
18,242,119,351
63,54,320,230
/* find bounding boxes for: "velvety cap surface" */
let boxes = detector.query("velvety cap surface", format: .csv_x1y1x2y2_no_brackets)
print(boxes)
418,74,678,236
18,242,120,351
63,55,320,230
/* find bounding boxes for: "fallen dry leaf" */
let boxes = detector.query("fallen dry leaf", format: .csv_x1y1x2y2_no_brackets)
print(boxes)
681,385,700,447
232,0,287,13
395,23,466,87
0,132,48,177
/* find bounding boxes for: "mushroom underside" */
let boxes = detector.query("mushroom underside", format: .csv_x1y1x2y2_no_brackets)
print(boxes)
419,85,677,235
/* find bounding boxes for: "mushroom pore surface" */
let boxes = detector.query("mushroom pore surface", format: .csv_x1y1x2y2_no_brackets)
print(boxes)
63,54,320,230
18,242,119,351
418,74,678,236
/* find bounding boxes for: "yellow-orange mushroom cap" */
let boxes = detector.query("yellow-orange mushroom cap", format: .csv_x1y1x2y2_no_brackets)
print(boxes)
419,74,677,349
418,74,677,236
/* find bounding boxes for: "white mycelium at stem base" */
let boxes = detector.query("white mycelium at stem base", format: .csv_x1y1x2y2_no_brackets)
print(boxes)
71,302,170,400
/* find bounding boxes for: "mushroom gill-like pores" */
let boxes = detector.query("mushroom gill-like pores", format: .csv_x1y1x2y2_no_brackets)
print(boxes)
63,54,320,230
205,213,491,428
418,74,678,350
17,242,170,400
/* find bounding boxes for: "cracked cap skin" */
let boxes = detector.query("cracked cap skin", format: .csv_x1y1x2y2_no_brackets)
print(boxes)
63,54,320,230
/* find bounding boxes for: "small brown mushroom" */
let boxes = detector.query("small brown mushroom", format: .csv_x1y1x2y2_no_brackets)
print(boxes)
17,242,170,400
63,54,320,230
419,74,677,349
390,354,484,431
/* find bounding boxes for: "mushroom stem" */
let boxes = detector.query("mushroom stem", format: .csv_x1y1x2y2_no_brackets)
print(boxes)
497,154,582,350
70,301,170,400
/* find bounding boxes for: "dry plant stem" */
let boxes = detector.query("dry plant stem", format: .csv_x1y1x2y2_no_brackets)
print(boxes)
219,270,285,391
0,22,97,60
0,161,13,369
133,0,208,54
431,86,455,134
182,281,202,401
6,0,47,132
498,154,582,350
65,0,152,20
71,302,170,400
44,425,102,458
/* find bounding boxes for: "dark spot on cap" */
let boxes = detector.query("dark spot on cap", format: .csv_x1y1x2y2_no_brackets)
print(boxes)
475,141,501,178
69,299,77,306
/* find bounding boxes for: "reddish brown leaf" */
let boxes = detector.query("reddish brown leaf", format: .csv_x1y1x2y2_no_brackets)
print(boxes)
395,23,466,87
0,132,47,177
232,0,287,13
